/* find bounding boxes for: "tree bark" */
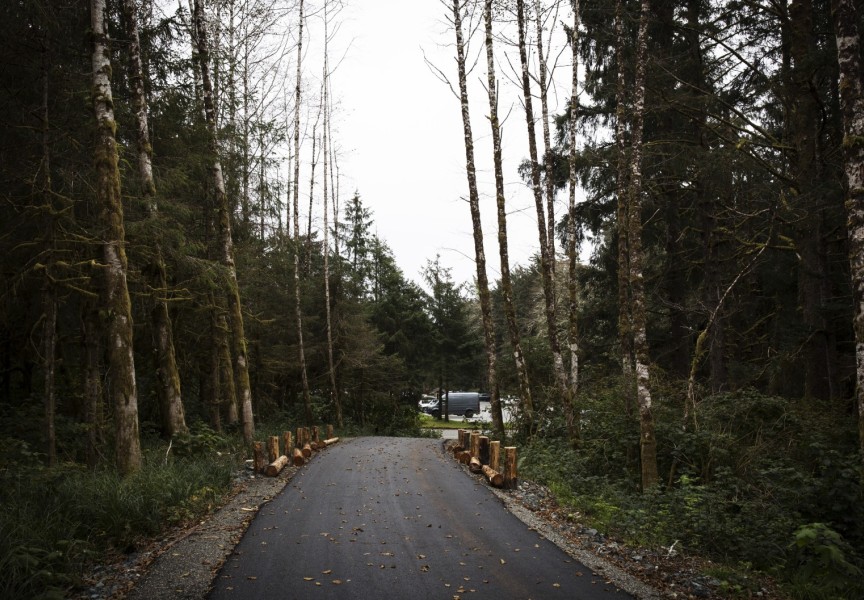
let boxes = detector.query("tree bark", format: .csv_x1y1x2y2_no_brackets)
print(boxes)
451,0,505,442
483,0,530,433
193,0,254,444
831,0,864,468
293,0,313,424
91,0,142,474
626,0,659,490
123,0,187,438
566,0,581,444
516,0,574,443
535,0,556,273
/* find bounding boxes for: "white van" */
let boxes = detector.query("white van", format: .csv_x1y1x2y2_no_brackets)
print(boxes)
424,392,480,419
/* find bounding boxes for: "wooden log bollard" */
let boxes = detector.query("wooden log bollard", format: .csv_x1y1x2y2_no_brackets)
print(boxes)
282,431,293,457
482,464,504,488
253,441,267,473
312,426,320,444
458,450,471,465
490,441,501,472
302,442,313,458
479,436,490,465
267,435,280,463
469,456,482,474
292,447,305,466
504,446,518,489
470,432,480,458
265,455,289,476
326,424,334,439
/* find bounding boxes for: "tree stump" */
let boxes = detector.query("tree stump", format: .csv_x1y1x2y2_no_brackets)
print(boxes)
504,446,517,489
253,441,266,473
267,435,280,463
490,441,501,472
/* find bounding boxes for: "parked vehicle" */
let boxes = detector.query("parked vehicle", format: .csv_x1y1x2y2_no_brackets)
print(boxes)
418,395,437,411
423,392,480,419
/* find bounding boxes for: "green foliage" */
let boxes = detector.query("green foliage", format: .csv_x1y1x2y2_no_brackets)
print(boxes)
785,523,864,600
0,444,235,598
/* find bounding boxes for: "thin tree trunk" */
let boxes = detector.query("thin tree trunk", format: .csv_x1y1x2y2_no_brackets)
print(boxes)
83,306,102,469
831,0,864,468
614,0,635,417
322,5,342,428
626,0,659,490
535,0,556,274
293,0,313,424
193,0,254,444
566,0,581,443
123,0,187,437
516,0,574,442
483,0,532,434
451,0,504,441
91,0,142,474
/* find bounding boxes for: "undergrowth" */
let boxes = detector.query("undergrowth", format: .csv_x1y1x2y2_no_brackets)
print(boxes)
517,383,864,600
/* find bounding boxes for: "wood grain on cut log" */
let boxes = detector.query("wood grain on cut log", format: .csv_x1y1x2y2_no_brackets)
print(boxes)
490,440,501,472
470,432,480,457
504,446,517,489
469,456,482,473
265,455,289,476
253,441,266,473
482,464,504,487
458,450,471,464
302,442,312,458
292,447,305,466
267,436,280,463
282,431,293,455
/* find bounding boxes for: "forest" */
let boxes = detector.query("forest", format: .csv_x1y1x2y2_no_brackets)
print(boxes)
1,0,864,598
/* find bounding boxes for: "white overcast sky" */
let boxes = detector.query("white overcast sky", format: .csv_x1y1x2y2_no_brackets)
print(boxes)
326,0,578,288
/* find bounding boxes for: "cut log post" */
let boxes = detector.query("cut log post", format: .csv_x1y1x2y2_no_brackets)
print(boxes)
482,464,504,488
452,444,464,458
267,435,280,463
326,424,334,438
283,431,293,455
297,427,307,449
265,455,289,476
324,437,339,446
479,436,490,465
312,426,320,444
292,447,305,466
458,450,471,464
504,446,517,489
253,441,266,473
469,456,482,473
470,432,480,458
302,442,312,458
490,441,501,472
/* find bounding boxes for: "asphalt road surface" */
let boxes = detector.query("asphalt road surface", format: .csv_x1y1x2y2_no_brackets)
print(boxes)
209,437,633,600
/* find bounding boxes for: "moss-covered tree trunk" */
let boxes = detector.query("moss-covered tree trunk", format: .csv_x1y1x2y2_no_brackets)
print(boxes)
831,0,864,468
451,0,505,441
626,0,659,490
193,0,254,444
123,0,187,438
91,0,142,474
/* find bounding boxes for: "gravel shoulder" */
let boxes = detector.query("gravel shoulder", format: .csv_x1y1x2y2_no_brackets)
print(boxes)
81,437,783,600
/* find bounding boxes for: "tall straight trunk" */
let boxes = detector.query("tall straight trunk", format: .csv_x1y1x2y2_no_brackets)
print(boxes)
627,0,659,490
193,0,254,444
123,0,187,437
534,0,556,273
614,0,635,417
483,0,531,433
831,0,864,466
566,0,581,438
203,310,221,431
91,0,142,474
451,0,504,441
516,0,574,443
40,34,57,467
293,0,313,423
322,9,342,428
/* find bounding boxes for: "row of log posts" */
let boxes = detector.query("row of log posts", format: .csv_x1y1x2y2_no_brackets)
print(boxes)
452,429,516,489
251,425,339,477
